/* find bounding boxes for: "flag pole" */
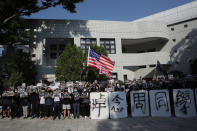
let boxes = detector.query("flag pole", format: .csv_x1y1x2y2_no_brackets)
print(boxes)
87,46,90,67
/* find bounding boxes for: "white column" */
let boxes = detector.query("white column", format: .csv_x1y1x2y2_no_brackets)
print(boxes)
74,37,81,47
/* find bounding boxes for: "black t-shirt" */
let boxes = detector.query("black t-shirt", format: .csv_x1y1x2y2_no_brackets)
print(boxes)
2,96,9,106
80,92,89,104
30,92,39,104
62,92,71,104
20,97,29,106
72,92,80,103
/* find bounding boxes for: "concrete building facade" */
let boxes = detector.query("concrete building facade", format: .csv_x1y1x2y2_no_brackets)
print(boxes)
2,1,197,82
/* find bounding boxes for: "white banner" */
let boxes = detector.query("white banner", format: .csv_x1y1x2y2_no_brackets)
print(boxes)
173,89,196,117
109,92,128,119
130,90,149,117
149,90,171,117
90,92,109,119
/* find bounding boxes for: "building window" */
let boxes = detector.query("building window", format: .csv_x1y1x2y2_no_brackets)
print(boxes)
80,38,97,51
184,24,188,28
172,39,176,42
171,28,174,31
147,48,156,52
123,74,127,82
17,49,23,53
59,44,66,51
112,73,118,80
137,50,145,53
50,44,57,51
138,65,146,68
100,38,116,54
50,53,57,59
149,64,156,67
32,54,36,57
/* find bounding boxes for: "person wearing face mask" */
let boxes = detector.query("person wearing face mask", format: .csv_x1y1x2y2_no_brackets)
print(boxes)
10,88,18,119
1,90,10,118
72,87,80,119
61,88,71,119
39,87,45,118
30,88,40,118
43,87,54,120
53,88,61,120
80,88,90,118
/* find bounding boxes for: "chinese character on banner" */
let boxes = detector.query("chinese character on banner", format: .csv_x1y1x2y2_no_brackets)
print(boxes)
173,89,196,117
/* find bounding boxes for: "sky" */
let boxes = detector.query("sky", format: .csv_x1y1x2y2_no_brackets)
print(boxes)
26,0,196,21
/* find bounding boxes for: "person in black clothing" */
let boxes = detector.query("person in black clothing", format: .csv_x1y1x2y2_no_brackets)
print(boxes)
72,87,80,119
80,88,90,118
39,87,45,118
44,87,54,120
53,89,61,120
61,88,71,119
91,80,100,92
30,88,40,118
10,88,19,119
1,90,10,118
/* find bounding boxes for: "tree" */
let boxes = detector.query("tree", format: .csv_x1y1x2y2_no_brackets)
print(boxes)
0,51,37,87
0,0,84,25
54,44,85,81
0,0,84,47
0,0,84,87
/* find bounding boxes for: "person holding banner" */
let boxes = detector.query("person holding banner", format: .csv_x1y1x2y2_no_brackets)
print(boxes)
53,89,61,120
61,88,71,119
72,87,80,119
43,87,54,120
80,88,90,118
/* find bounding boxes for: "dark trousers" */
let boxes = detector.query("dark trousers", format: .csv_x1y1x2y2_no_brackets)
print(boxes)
10,103,18,118
81,103,89,117
73,103,80,118
53,102,61,119
32,103,39,117
39,104,45,117
45,105,53,117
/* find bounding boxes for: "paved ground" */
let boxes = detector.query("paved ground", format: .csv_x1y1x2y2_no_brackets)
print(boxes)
0,117,197,131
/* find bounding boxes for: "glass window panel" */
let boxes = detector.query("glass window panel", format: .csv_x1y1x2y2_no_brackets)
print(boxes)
100,44,104,47
111,49,115,54
111,45,115,49
50,53,57,59
81,40,85,44
100,40,104,44
106,45,110,49
105,41,109,44
81,45,85,49
50,44,57,51
59,44,65,50
92,40,96,44
110,40,115,44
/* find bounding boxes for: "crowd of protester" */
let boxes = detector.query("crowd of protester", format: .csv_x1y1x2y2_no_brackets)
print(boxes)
0,77,196,120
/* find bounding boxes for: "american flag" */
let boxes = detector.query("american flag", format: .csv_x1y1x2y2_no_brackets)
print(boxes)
87,48,115,76
99,66,112,78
